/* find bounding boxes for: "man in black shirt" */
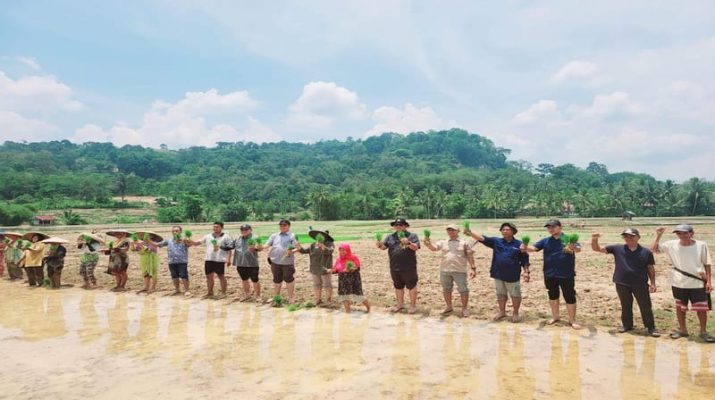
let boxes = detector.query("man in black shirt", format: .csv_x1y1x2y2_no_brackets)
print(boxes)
377,218,420,314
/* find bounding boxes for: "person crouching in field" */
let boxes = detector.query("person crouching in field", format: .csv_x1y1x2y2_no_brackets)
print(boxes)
132,232,161,294
424,224,476,318
158,226,192,296
652,224,714,343
297,228,334,305
77,234,102,289
329,243,370,313
464,222,530,322
591,229,660,337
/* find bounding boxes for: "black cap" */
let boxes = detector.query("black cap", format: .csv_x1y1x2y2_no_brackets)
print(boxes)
673,224,693,233
621,228,640,237
500,222,518,234
240,224,252,230
278,219,291,225
544,219,561,227
390,218,410,227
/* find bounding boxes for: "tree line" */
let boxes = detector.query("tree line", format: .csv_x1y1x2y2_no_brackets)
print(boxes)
0,129,713,225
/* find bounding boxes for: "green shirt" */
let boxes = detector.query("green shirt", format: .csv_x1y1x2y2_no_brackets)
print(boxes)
298,242,334,275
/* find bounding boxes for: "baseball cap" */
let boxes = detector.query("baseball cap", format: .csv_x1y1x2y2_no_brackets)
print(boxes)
544,219,561,227
446,224,460,231
621,228,640,237
278,219,291,225
390,218,410,227
239,224,252,230
672,224,693,233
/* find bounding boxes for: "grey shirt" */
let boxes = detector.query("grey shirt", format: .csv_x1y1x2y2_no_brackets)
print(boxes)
267,232,298,265
232,235,259,268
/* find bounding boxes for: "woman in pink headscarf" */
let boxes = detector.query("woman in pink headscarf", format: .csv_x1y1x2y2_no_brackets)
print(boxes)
329,243,371,313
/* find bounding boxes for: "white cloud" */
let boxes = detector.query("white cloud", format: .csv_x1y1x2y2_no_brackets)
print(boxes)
71,89,278,148
0,110,58,141
287,81,368,131
0,71,84,113
513,100,563,125
568,91,642,120
364,103,453,137
549,60,600,85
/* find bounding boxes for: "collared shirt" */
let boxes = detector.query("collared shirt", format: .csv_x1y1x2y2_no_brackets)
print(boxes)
383,231,420,270
201,233,232,262
481,235,530,282
267,232,298,265
158,237,189,264
605,244,654,286
432,238,475,273
533,234,579,278
298,242,334,274
232,235,259,268
659,240,712,289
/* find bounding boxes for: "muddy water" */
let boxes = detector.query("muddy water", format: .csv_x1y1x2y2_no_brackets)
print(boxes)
0,283,713,400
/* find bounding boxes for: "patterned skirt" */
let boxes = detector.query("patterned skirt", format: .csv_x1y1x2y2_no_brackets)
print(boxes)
338,270,364,302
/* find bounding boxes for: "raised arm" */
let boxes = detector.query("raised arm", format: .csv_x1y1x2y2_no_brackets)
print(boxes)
651,226,666,253
590,233,608,253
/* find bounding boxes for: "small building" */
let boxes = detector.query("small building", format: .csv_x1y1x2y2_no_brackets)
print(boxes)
33,215,56,226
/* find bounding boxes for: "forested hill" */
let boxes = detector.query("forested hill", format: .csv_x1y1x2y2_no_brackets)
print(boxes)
1,128,713,224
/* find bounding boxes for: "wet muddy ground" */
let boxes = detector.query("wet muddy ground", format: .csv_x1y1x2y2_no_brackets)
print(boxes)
0,282,713,399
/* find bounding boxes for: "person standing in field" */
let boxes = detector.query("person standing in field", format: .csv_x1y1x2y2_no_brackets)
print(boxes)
464,222,530,322
329,243,370,313
23,233,47,287
264,219,300,304
157,226,192,296
132,232,162,294
521,219,583,329
106,230,131,291
651,224,714,343
3,232,24,281
77,233,103,289
296,228,335,305
424,224,476,318
227,224,263,302
44,240,67,289
591,228,660,337
376,218,421,314
189,222,232,299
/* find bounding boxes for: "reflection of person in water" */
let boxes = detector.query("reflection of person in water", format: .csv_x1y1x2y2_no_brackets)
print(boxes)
620,338,660,398
78,292,101,344
129,297,160,359
305,312,337,390
493,329,536,399
335,312,369,379
548,334,582,398
106,295,130,354
441,324,478,397
165,300,191,372
382,320,423,397
677,343,715,394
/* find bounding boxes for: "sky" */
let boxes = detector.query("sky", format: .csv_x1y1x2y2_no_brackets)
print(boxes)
1,0,714,182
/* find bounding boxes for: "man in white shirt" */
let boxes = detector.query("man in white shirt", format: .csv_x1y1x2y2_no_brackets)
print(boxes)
190,221,233,299
652,224,713,342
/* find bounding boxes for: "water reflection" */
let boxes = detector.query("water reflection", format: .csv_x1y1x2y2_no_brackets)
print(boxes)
0,282,714,399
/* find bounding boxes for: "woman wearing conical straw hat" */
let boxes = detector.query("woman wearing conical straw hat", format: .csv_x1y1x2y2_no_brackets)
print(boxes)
23,232,49,287
105,230,131,291
3,232,25,281
77,233,104,289
42,237,69,289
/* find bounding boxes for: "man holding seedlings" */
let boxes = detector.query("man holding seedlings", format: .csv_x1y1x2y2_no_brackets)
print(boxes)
464,222,530,322
651,224,714,343
190,222,232,299
226,224,263,302
522,219,583,329
265,219,300,304
424,224,476,317
591,229,660,337
297,228,335,305
376,218,421,314
158,226,192,296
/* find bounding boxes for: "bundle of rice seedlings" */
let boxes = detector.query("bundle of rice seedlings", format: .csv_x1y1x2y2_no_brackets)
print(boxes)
254,236,262,246
346,261,356,272
43,278,51,287
183,230,193,239
3,237,10,244
374,232,383,242
173,233,181,241
247,238,257,246
463,220,471,232
82,235,94,244
211,239,219,251
287,304,300,312
315,233,325,243
131,233,139,242
521,235,531,246
303,301,316,308
272,294,283,307
562,233,579,253
423,229,431,239
108,241,114,251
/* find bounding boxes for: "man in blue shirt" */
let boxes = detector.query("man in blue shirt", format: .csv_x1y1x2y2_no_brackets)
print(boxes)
522,219,582,329
157,225,192,296
465,222,530,322
591,228,660,337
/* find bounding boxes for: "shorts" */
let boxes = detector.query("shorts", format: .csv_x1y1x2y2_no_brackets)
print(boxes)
204,261,225,276
237,266,260,283
390,267,418,290
672,286,710,312
440,271,468,293
495,279,521,298
544,277,576,304
311,273,333,290
271,263,295,284
169,263,189,280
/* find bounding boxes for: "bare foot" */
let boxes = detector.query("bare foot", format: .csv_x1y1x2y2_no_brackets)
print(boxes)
201,293,214,299
569,321,582,330
461,309,469,318
441,308,454,316
390,304,404,313
493,313,507,322
547,318,560,325
365,303,371,313
511,315,522,323
407,305,417,314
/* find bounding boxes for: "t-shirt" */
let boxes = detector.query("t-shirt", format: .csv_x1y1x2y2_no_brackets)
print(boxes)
201,233,232,262
659,240,712,289
605,244,654,286
533,235,578,278
232,235,260,268
432,238,475,273
266,232,299,265
297,242,334,274
481,236,530,283
383,231,420,271
158,238,189,264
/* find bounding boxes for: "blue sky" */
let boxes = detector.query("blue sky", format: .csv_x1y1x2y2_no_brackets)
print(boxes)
1,1,714,181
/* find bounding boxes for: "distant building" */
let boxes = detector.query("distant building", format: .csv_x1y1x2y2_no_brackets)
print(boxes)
33,215,56,226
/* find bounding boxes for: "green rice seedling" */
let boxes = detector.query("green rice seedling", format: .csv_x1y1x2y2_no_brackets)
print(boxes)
374,232,383,242
108,241,114,251
83,235,93,244
463,220,471,231
247,238,257,246
287,304,300,312
173,233,181,241
43,278,51,287
130,233,139,242
346,261,356,271
272,294,283,307
315,233,325,243
183,230,193,239
521,235,531,246
423,229,431,239
211,239,219,251
254,236,262,246
303,301,316,309
398,231,406,239
568,233,580,244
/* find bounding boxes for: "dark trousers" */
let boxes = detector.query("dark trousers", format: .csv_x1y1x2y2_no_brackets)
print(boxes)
26,266,44,286
615,283,655,330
